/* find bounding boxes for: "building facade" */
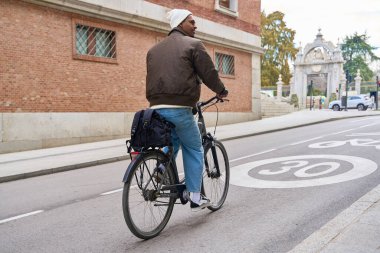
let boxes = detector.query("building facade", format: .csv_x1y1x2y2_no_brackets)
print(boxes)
0,0,263,153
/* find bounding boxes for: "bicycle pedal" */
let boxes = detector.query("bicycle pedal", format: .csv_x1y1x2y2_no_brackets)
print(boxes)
180,196,189,205
179,189,189,205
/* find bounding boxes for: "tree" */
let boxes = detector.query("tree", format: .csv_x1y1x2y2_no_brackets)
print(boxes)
261,11,298,87
341,32,380,81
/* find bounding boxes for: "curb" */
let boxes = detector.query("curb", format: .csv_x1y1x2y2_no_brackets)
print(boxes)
0,155,128,183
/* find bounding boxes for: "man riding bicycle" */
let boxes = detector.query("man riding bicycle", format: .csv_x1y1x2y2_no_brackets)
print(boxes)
146,9,228,210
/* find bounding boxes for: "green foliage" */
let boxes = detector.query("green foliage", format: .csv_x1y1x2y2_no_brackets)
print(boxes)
345,56,374,81
311,88,326,96
290,94,299,108
329,93,337,102
306,84,326,97
261,11,298,87
360,83,379,94
341,32,380,81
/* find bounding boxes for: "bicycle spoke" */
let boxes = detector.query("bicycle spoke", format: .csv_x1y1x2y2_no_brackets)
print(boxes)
202,140,229,211
122,151,176,239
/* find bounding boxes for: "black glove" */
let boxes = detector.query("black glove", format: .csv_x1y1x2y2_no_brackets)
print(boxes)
192,107,198,115
218,88,228,98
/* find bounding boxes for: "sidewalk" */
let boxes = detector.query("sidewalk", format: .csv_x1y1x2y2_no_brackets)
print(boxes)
1,109,380,252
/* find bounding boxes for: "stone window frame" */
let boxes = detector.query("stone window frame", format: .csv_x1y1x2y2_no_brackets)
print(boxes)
214,0,239,18
72,19,118,64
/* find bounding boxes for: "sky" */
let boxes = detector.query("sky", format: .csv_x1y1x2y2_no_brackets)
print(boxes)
261,0,380,71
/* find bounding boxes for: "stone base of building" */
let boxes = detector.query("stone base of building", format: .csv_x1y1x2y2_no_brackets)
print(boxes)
0,112,259,154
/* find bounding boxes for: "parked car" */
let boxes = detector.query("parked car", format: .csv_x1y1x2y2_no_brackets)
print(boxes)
328,95,373,111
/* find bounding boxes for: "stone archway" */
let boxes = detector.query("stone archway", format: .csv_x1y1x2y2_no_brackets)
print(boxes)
291,30,345,108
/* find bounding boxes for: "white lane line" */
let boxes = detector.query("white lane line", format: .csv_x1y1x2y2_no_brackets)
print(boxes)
100,173,185,196
328,128,356,135
290,136,324,146
290,128,359,146
100,188,123,195
230,149,276,162
358,123,378,128
348,132,380,136
0,210,44,224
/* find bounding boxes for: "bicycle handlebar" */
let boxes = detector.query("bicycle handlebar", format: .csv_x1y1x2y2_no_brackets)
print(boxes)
200,96,229,106
198,92,229,107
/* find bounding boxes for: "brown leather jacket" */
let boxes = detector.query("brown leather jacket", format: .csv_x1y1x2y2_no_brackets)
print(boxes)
146,28,225,107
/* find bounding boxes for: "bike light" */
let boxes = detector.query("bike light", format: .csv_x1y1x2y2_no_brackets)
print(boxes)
130,151,140,160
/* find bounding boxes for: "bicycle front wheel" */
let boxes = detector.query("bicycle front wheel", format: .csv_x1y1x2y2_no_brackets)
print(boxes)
202,140,229,211
122,151,176,239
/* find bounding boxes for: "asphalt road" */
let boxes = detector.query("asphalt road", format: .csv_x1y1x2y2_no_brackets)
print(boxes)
1,116,379,253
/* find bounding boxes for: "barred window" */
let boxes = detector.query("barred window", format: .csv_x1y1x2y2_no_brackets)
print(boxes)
75,24,116,59
215,52,235,76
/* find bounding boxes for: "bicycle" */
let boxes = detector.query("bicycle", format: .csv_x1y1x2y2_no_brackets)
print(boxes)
122,96,230,239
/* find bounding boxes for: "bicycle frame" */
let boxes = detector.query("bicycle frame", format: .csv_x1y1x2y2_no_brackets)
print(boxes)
122,96,230,239
122,96,225,202
123,149,180,185
196,97,223,178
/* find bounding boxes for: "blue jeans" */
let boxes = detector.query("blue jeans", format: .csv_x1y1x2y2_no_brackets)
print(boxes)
155,108,204,192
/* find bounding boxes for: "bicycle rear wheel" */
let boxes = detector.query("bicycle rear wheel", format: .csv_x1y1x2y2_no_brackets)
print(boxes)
202,140,229,211
122,151,176,239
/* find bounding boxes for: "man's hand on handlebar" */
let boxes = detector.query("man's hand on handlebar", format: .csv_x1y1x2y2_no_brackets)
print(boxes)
217,89,228,99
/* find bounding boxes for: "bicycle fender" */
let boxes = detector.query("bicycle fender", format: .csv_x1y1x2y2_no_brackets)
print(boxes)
122,158,138,183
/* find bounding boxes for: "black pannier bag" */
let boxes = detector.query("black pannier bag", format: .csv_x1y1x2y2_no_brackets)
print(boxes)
127,109,174,152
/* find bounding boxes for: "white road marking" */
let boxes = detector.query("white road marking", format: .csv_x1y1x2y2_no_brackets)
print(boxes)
358,123,378,128
229,149,276,162
309,138,380,149
287,124,377,147
348,132,380,136
289,130,358,146
100,189,123,195
329,129,356,135
230,155,377,188
308,140,347,149
100,173,185,196
290,129,360,146
0,210,44,224
290,136,324,146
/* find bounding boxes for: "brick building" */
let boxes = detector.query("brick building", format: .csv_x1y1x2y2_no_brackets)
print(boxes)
0,0,263,153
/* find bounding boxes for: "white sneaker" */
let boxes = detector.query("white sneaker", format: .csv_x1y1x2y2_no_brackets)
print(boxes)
190,194,211,211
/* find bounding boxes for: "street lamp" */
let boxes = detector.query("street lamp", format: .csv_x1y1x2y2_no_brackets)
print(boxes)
338,83,341,100
310,80,313,110
377,76,379,110
345,70,351,111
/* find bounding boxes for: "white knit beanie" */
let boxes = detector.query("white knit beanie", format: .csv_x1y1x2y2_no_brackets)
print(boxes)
167,9,192,29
